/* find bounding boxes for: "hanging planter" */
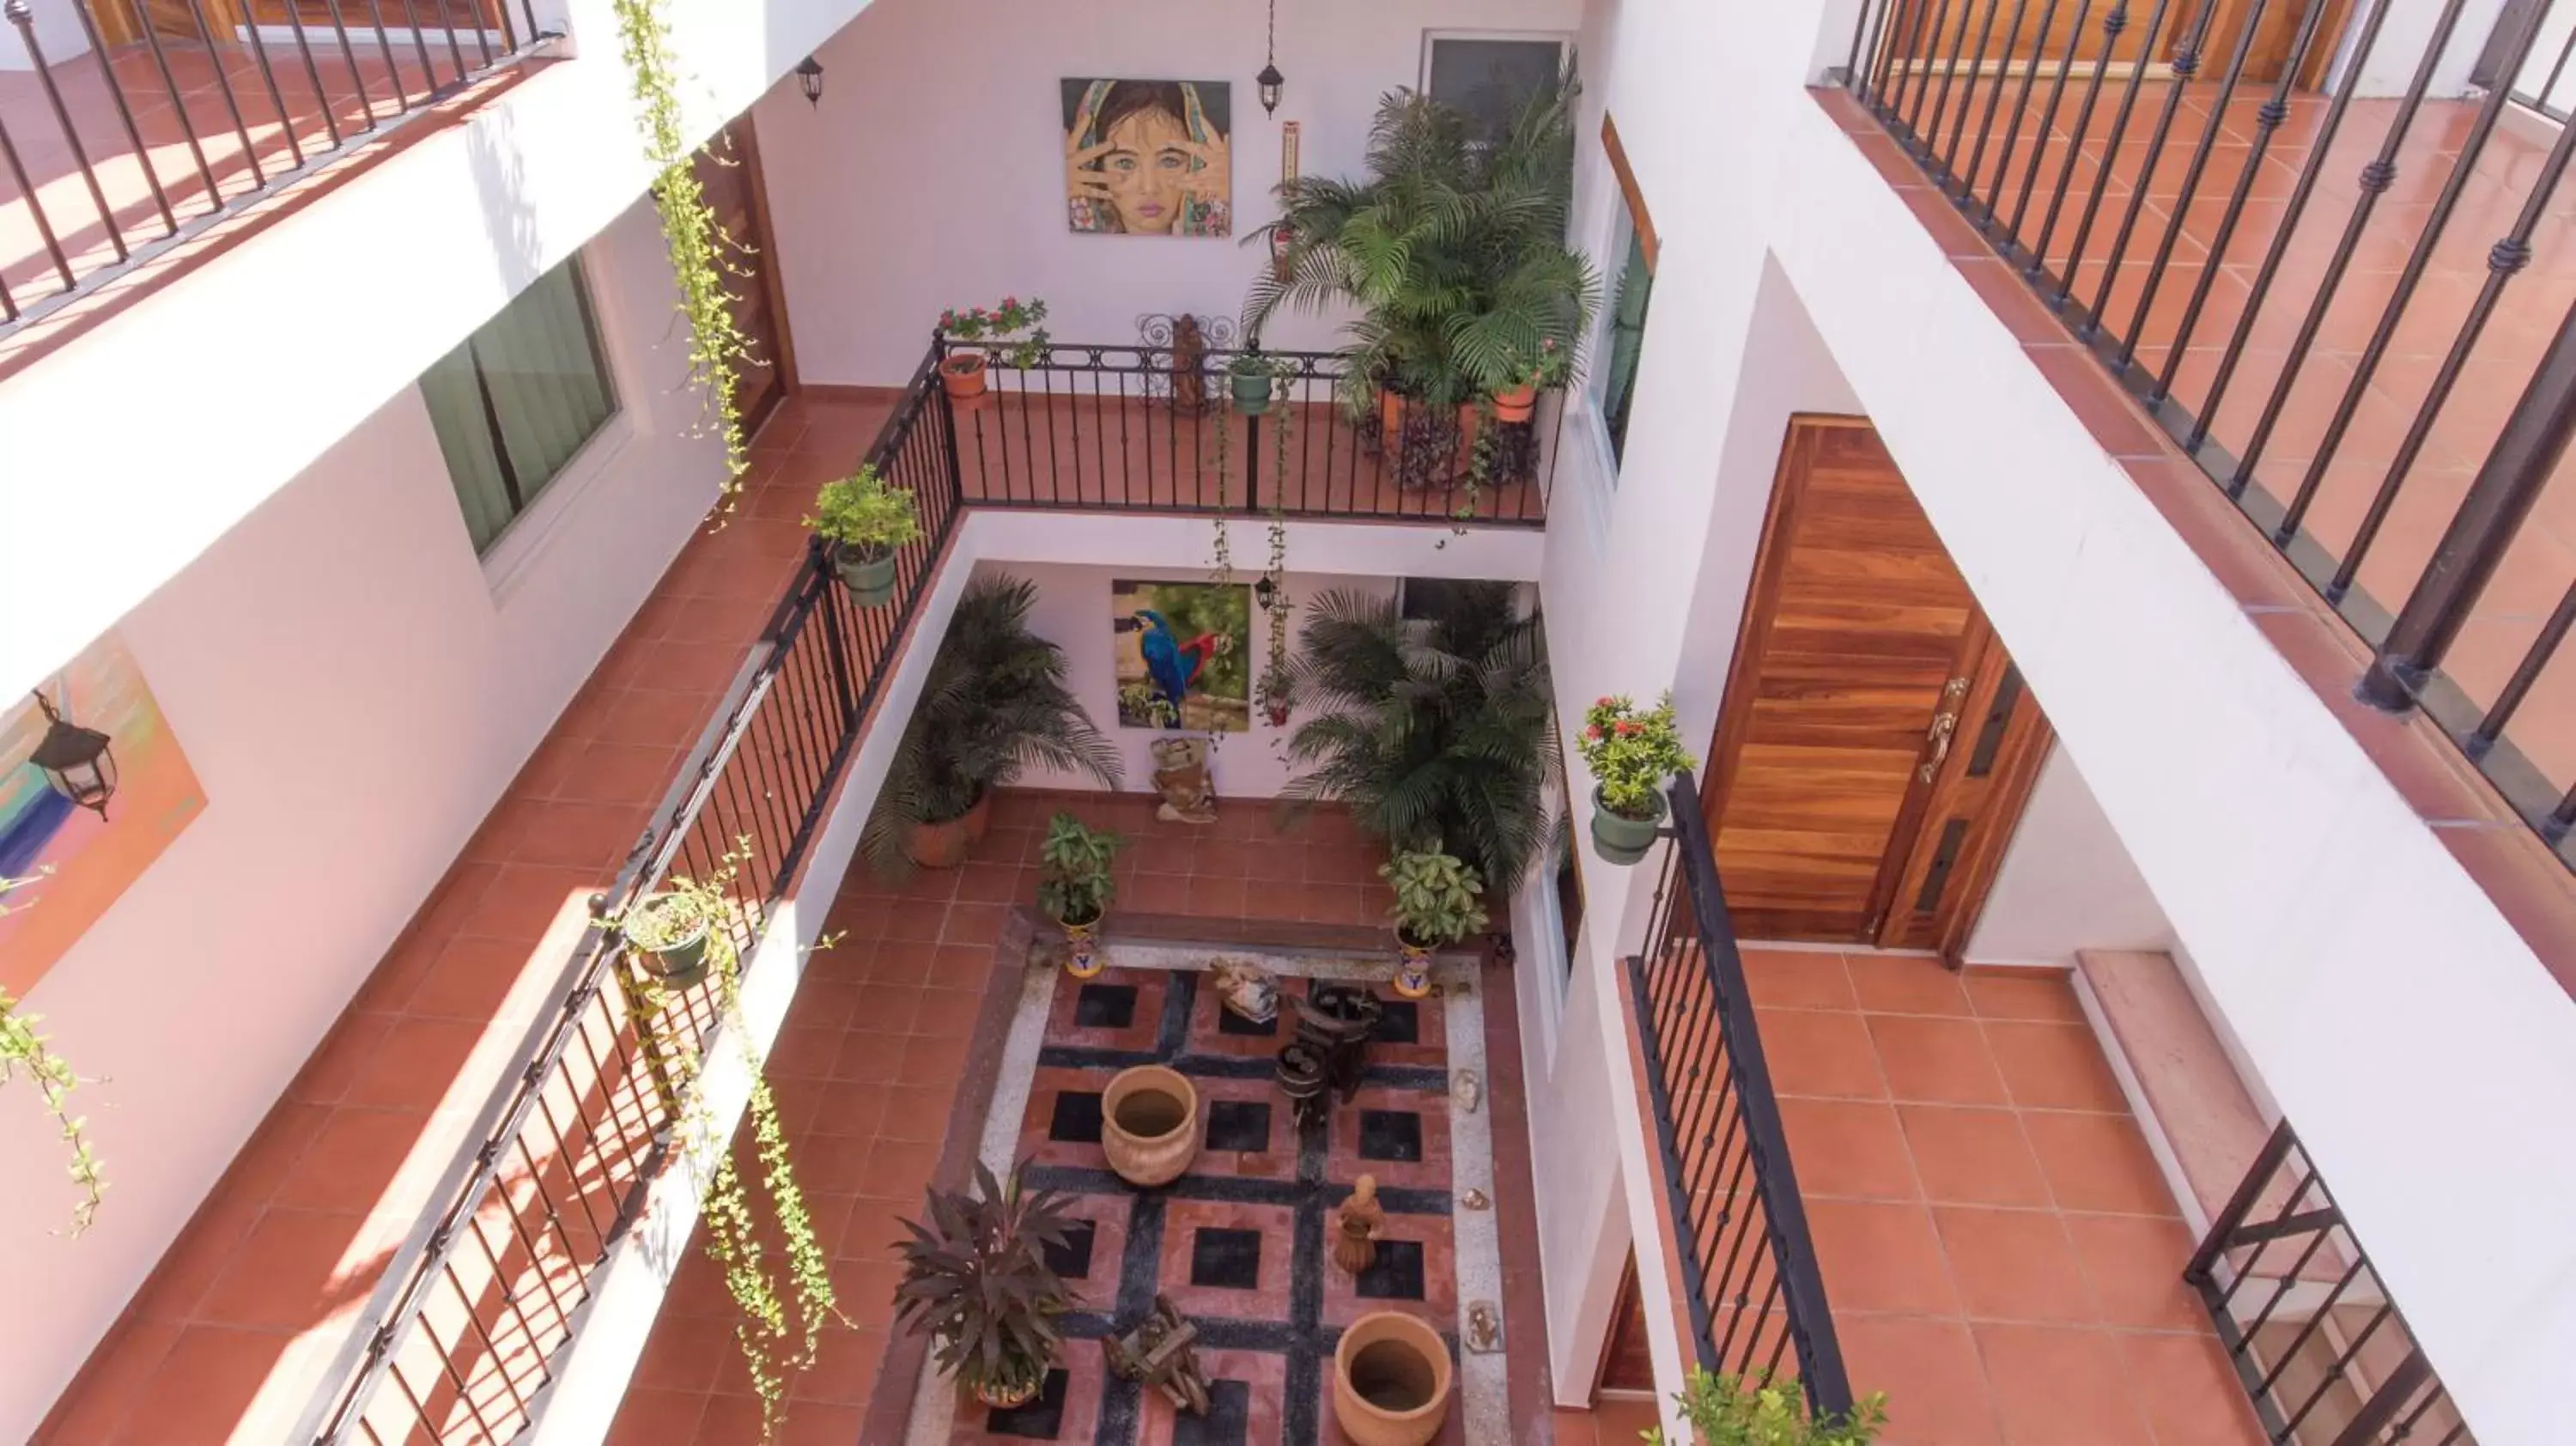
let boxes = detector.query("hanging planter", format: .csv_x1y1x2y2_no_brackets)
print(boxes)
1230,356,1276,416
939,349,989,402
1490,383,1536,424
808,464,920,610
938,297,1049,408
1578,694,1697,867
834,544,900,607
622,887,719,986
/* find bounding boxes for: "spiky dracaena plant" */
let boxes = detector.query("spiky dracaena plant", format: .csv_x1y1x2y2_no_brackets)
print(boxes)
860,574,1122,876
1281,582,1556,890
893,1161,1078,1403
1243,66,1599,415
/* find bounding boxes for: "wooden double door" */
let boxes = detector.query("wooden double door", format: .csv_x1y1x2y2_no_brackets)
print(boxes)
1704,416,2050,958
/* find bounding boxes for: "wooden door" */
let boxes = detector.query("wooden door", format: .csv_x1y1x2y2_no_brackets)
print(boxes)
690,116,795,435
1704,416,2047,955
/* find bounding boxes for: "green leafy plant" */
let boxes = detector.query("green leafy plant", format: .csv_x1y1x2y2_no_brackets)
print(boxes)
1641,1369,1887,1446
1580,693,1696,820
622,876,720,953
894,1159,1078,1404
1282,581,1555,888
806,465,922,559
0,870,106,1235
625,844,843,1441
1245,70,1597,423
861,574,1122,876
612,0,755,518
939,297,1051,368
1501,336,1572,392
1036,812,1123,926
1209,392,1235,585
1260,371,1296,717
1380,848,1488,948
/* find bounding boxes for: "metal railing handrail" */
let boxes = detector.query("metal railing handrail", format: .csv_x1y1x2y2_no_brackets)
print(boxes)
1628,772,1856,1418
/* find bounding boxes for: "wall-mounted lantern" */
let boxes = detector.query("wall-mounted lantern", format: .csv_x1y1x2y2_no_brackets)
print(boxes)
1257,0,1284,114
795,55,824,106
1255,576,1279,612
28,689,115,820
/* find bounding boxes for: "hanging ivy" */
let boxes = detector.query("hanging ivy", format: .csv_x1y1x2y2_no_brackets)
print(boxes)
612,0,755,519
1258,371,1295,724
0,871,104,1236
1208,395,1235,585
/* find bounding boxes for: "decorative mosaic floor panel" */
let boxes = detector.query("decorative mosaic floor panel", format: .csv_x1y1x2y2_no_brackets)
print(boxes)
904,944,1504,1446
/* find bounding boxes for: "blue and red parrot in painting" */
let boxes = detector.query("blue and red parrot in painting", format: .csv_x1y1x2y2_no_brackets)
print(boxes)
1134,609,1226,719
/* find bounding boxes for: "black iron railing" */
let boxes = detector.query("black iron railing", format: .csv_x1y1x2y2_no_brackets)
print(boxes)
1838,0,2576,870
946,337,1558,526
1,0,552,335
2185,1120,2477,1445
1627,773,1855,1417
313,355,957,1443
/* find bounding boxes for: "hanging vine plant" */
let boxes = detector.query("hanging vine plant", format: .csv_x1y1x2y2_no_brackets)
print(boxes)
1207,389,1235,586
624,846,842,1441
1,870,106,1235
1257,369,1296,727
612,0,756,519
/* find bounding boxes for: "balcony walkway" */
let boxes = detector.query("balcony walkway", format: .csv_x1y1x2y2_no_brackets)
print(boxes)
32,394,889,1444
1836,79,2576,840
1746,946,2263,1446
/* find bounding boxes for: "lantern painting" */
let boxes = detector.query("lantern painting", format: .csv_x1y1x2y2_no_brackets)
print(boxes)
1,630,204,997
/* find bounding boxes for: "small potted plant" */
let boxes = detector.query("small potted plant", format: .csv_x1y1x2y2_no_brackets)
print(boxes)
894,1160,1078,1411
1492,337,1568,424
1230,352,1281,416
806,465,922,608
1379,848,1488,1000
937,296,1049,404
618,869,732,987
1036,811,1122,979
1579,693,1696,866
1642,1367,1888,1446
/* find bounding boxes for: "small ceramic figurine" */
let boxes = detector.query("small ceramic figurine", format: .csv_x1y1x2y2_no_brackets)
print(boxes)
1334,1174,1384,1275
1210,957,1279,1024
1150,736,1218,825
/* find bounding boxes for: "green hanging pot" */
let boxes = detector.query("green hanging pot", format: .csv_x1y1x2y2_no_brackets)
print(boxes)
834,544,899,608
1230,365,1273,416
1589,784,1668,866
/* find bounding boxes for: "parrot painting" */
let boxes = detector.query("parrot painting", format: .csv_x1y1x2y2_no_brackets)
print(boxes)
1134,609,1228,720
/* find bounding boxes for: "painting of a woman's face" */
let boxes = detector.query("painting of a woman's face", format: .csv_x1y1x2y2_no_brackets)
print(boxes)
1100,106,1192,234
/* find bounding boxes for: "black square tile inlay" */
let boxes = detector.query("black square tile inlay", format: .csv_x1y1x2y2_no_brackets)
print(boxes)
1358,1109,1424,1162
1372,999,1421,1044
1354,1239,1428,1301
1042,1218,1097,1281
985,1367,1070,1437
1048,1091,1105,1144
1216,1004,1279,1036
1173,1378,1254,1446
1204,1100,1272,1153
1188,1227,1264,1290
1074,982,1139,1030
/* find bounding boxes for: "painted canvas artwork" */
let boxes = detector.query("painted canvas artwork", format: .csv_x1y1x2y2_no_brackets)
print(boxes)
1113,580,1250,732
0,632,204,995
1063,78,1232,237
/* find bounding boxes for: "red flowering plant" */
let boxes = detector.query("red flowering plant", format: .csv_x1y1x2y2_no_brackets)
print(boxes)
1577,692,1695,821
1501,336,1572,392
937,296,1051,368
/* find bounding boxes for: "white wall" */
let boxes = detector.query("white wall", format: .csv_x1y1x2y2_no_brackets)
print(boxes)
0,0,878,702
0,0,89,69
1961,746,2172,969
0,196,722,1438
983,559,1400,799
752,0,1585,385
1531,1,2576,1441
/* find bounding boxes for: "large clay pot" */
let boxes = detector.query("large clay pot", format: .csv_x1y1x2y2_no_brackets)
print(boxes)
1102,1065,1200,1187
906,791,992,870
1333,1311,1454,1446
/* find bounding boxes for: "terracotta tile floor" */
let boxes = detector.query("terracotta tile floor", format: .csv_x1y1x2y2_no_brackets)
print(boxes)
0,30,531,323
33,394,889,1445
951,389,1552,526
1865,77,2576,817
1738,948,2265,1446
605,788,1394,1445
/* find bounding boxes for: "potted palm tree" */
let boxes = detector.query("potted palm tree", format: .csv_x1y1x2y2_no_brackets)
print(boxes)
1036,812,1121,979
1577,693,1695,866
862,574,1122,872
806,465,921,608
1279,582,1554,894
893,1161,1077,1411
1380,849,1488,999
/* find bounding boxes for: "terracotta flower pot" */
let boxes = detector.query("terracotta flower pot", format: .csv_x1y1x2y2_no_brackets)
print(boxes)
1376,387,1406,442
1101,1065,1200,1188
940,351,990,403
1492,384,1536,423
906,791,992,870
1332,1310,1454,1446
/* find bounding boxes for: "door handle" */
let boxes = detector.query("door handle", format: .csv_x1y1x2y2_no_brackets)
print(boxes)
1918,676,1969,781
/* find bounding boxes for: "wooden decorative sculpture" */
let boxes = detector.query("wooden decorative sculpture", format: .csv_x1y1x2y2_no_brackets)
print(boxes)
1102,1294,1213,1415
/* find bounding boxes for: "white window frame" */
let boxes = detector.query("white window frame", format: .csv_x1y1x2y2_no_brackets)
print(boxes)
1418,29,1576,108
